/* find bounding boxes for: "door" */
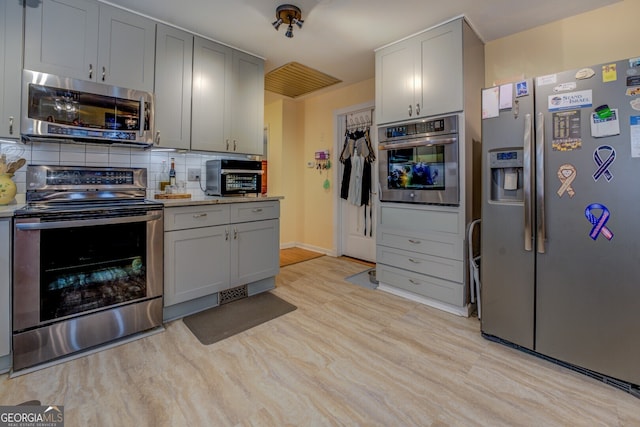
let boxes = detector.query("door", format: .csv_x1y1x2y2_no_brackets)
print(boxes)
337,106,376,262
533,60,640,385
480,79,536,349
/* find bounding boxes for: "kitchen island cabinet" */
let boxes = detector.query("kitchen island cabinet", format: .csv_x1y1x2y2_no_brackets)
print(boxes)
0,219,11,372
24,0,156,92
0,0,22,139
163,199,280,321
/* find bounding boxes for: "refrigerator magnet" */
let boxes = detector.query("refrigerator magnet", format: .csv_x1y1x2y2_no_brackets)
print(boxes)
553,82,576,92
590,109,620,138
575,68,595,80
630,116,640,158
556,164,577,198
585,203,614,241
592,145,616,182
515,80,529,97
552,110,582,151
602,64,617,83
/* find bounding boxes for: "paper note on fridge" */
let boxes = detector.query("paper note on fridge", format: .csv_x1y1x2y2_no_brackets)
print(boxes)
590,108,620,138
482,87,500,119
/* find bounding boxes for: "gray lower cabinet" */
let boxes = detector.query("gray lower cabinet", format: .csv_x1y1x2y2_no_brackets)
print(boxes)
0,0,22,139
0,219,11,372
164,201,280,312
24,0,156,92
376,204,467,310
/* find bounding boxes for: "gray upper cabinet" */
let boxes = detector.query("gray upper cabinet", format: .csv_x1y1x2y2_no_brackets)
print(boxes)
24,0,156,92
192,37,264,155
375,19,463,125
0,0,23,139
191,37,230,153
154,24,193,150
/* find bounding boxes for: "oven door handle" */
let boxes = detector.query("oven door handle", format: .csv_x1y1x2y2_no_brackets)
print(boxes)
379,137,457,150
220,169,264,175
16,213,162,230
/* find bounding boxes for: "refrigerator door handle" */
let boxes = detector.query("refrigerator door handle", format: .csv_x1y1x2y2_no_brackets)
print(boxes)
523,113,532,252
536,112,546,254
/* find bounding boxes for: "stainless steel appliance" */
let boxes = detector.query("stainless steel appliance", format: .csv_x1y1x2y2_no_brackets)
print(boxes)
481,57,640,397
12,165,163,372
21,69,154,147
206,159,263,196
378,115,459,205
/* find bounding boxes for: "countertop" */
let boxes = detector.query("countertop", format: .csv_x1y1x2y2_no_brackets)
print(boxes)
153,194,283,208
0,194,283,217
0,194,25,218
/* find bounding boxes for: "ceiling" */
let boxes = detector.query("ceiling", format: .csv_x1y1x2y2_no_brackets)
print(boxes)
104,0,620,98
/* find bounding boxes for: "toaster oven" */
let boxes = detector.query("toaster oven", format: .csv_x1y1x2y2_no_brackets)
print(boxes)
206,159,262,196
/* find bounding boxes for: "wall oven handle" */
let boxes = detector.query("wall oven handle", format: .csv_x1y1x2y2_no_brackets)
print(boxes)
16,213,162,230
221,169,264,174
380,137,457,150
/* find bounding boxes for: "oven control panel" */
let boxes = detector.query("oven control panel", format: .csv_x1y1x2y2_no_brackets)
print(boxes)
379,115,458,142
26,165,147,191
45,169,134,186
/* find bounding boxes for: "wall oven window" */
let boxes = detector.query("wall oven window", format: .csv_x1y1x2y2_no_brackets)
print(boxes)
387,146,446,191
378,115,459,205
40,220,148,322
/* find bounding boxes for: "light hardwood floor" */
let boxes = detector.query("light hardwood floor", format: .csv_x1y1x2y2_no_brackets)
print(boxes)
1,256,638,426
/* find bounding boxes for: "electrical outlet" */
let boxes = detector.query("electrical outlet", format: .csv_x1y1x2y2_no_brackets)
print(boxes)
187,168,201,181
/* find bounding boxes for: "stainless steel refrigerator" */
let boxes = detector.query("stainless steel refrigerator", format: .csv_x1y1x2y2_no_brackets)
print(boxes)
481,57,640,395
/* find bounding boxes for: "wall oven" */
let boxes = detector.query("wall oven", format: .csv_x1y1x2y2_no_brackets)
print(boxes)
378,115,459,205
12,166,163,372
21,69,154,146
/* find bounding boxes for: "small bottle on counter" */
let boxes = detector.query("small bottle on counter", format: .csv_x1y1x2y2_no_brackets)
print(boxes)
169,157,176,186
159,160,170,191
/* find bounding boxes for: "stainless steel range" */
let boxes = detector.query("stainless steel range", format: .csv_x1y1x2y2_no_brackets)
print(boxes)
12,165,164,372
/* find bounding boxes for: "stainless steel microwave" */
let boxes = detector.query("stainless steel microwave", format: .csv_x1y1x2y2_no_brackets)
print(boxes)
378,115,459,205
21,69,154,147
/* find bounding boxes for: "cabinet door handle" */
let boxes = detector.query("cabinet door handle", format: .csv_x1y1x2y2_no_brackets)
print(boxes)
226,139,230,150
233,140,237,151
408,239,421,244
233,228,238,240
8,117,13,135
408,105,412,117
225,229,229,240
192,213,208,218
102,66,106,82
408,258,421,264
155,131,161,145
89,64,93,79
408,279,421,285
416,103,421,116
252,208,263,213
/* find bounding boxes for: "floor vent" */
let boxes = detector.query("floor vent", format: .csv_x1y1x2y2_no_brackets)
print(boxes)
219,285,248,305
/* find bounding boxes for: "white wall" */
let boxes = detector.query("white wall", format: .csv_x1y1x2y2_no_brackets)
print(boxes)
0,140,247,197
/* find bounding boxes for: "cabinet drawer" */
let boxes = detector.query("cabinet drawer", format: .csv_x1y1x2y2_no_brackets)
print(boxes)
230,201,279,223
379,205,460,235
377,264,464,307
164,205,230,231
377,229,462,260
376,245,463,283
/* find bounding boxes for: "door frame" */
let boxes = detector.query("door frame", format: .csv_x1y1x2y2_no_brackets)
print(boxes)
333,100,376,260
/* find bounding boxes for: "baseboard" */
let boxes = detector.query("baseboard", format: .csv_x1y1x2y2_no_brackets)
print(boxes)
280,242,335,257
377,283,473,317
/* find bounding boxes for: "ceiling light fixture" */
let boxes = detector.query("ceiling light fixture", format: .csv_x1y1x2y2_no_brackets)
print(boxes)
272,4,303,38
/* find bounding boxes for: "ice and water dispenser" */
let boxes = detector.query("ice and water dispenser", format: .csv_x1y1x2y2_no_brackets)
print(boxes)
489,149,524,202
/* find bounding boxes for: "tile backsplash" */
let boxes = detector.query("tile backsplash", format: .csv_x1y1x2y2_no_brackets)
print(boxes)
0,140,253,197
